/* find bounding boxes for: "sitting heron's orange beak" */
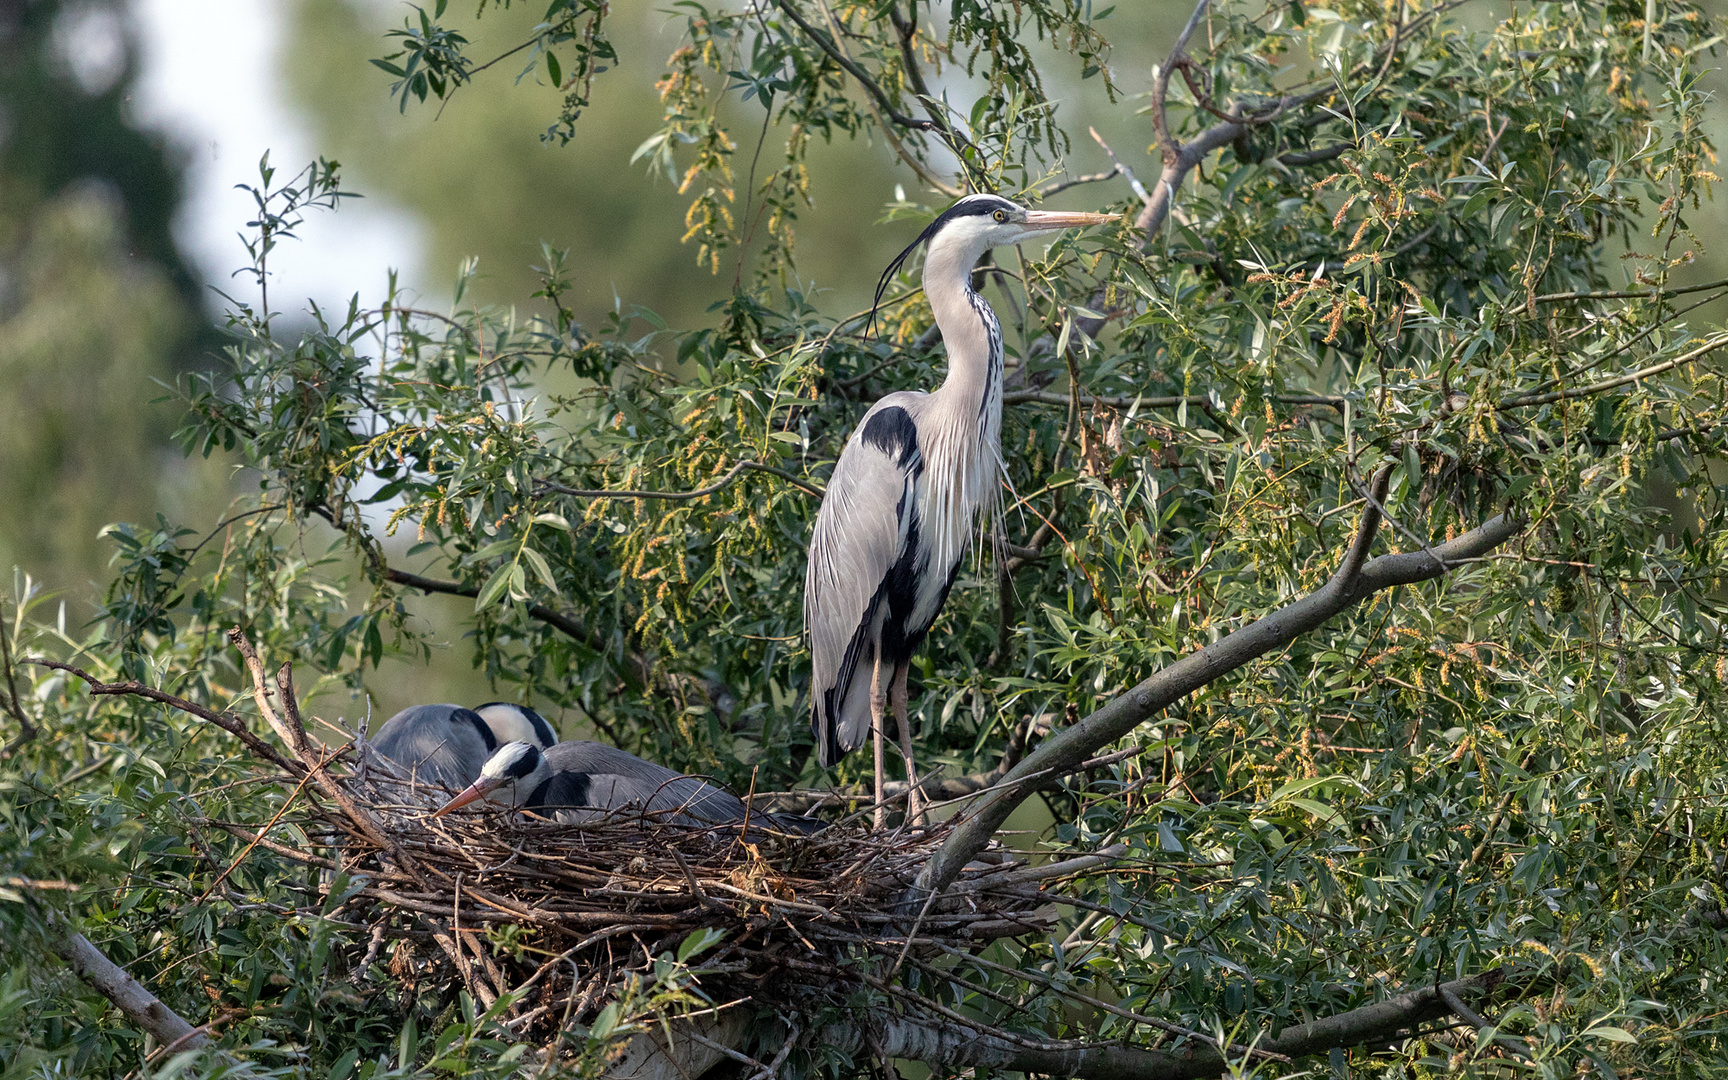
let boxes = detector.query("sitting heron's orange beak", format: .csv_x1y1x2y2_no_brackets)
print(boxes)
431,776,502,817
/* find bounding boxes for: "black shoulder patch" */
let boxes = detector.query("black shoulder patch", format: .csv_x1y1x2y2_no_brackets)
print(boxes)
452,707,498,751
528,769,591,811
861,406,919,468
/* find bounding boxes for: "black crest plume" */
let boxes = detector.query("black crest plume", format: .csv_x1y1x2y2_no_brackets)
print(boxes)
868,217,943,342
865,195,1017,341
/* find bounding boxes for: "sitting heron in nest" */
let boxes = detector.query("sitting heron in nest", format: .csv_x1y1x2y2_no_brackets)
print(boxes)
370,702,558,791
433,740,823,834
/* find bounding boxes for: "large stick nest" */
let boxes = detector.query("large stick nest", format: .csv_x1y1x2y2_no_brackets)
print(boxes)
194,632,1088,1046
305,759,1060,1033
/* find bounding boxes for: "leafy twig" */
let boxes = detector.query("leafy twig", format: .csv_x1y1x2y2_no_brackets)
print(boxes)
535,459,823,500
0,607,35,755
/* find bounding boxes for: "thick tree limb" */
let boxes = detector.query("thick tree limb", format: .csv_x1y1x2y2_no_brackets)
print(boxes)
47,915,208,1053
822,967,1525,1079
1275,142,1353,167
602,1008,750,1079
913,471,1522,900
1438,983,1533,1061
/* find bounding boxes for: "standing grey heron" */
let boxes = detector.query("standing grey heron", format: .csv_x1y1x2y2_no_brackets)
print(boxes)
806,193,1117,827
433,740,823,833
370,702,558,792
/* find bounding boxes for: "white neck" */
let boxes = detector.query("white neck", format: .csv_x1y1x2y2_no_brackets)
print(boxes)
911,229,1005,582
921,232,999,406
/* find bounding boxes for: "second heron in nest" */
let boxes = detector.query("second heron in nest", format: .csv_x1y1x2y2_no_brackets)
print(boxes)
433,740,824,834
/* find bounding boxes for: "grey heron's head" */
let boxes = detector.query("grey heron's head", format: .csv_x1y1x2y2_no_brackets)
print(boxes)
431,740,544,816
472,701,558,749
873,193,1119,328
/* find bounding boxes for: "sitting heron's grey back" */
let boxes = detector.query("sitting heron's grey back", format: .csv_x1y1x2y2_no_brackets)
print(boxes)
525,741,744,824
372,704,496,791
527,742,824,834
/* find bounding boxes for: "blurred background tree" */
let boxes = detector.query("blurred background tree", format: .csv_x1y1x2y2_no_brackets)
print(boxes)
0,0,209,597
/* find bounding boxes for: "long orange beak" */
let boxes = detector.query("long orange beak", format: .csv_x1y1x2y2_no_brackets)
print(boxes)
1020,209,1120,230
431,777,498,818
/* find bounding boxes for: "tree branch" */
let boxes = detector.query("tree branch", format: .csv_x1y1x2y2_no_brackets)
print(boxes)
773,0,935,135
381,564,617,655
303,499,628,661
822,967,1531,1079
1150,0,1213,165
913,486,1521,901
1277,142,1352,167
228,628,430,888
1437,983,1534,1061
801,0,961,196
1036,170,1120,199
1520,274,1728,314
26,660,305,776
1495,333,1728,409
884,3,958,141
0,610,37,755
1002,389,1344,410
1134,0,1433,241
47,914,208,1053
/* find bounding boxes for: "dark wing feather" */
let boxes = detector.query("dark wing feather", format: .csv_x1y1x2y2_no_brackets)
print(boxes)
806,395,924,767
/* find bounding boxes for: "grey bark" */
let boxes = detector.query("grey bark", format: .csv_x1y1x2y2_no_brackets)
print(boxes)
601,1011,751,1080
823,968,1519,1079
913,480,1522,900
48,919,207,1053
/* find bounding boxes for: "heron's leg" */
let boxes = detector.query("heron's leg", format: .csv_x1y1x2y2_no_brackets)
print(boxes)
891,660,923,826
870,650,888,830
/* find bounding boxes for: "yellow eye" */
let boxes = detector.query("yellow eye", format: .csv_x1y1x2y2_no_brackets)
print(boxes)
993,210,1007,222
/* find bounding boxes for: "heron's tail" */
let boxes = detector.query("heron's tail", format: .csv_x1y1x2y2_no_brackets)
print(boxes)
758,811,827,835
813,638,878,768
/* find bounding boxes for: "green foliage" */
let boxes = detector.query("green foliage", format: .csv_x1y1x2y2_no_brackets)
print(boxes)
7,0,1728,1076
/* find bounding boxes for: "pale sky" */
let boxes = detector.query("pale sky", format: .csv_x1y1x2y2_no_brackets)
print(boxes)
129,0,426,319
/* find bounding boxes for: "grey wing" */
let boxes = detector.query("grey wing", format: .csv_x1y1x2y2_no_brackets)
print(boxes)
806,395,924,768
371,704,494,791
540,742,748,824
